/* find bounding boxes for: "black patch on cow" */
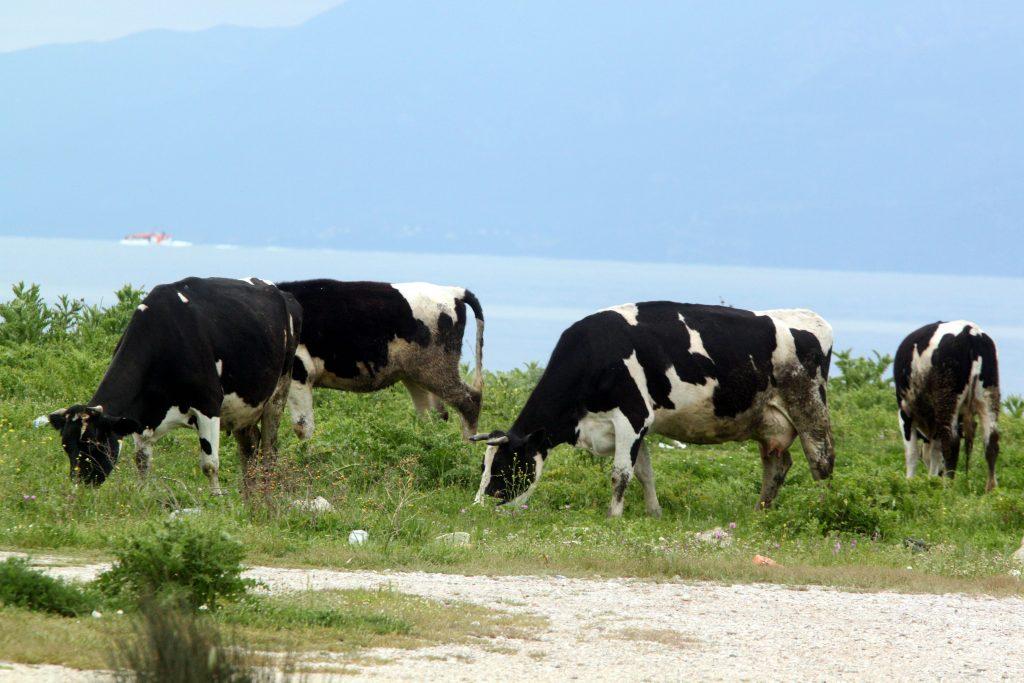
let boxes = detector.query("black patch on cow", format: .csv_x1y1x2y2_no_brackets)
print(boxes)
791,328,826,378
899,409,912,441
629,427,649,465
276,280,434,380
188,415,197,427
292,359,308,384
200,438,212,455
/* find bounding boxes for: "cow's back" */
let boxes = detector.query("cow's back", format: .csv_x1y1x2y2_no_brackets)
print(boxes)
101,278,296,423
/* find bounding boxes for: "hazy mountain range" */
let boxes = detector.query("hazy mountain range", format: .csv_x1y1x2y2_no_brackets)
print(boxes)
2,1,1022,275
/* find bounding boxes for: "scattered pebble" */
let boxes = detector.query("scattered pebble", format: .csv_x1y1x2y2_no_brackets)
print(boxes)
291,496,333,513
348,529,369,545
693,526,733,547
435,532,472,547
168,507,200,520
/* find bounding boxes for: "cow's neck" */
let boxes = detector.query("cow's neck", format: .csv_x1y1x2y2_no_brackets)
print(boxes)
510,374,582,452
89,347,148,422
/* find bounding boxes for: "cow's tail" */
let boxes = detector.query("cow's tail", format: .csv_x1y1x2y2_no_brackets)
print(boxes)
462,289,485,393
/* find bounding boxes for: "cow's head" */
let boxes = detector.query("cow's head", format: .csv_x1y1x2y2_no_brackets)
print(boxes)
470,429,547,505
47,405,140,486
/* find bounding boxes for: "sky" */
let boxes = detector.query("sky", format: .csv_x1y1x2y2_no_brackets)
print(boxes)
0,0,344,52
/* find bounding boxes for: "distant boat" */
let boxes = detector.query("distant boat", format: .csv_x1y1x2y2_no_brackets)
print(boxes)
120,231,192,247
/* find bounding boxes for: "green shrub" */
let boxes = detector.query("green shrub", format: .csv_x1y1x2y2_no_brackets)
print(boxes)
832,349,893,392
0,556,96,617
1004,395,1024,419
762,474,896,538
114,597,282,683
97,520,251,610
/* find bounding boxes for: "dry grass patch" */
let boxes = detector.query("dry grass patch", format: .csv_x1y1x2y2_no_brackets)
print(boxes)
616,627,699,650
0,589,545,673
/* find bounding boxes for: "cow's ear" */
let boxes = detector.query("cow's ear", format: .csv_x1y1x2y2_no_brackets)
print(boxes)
47,409,69,431
99,415,141,438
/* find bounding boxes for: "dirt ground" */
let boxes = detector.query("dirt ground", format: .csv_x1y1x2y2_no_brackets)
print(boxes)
3,553,1024,681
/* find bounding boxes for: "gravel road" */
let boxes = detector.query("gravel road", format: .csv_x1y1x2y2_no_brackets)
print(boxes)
2,553,1023,681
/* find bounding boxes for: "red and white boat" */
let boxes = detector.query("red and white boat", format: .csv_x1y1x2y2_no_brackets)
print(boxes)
120,231,191,247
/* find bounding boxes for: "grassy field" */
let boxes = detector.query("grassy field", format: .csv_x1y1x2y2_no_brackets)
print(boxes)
1,283,1023,597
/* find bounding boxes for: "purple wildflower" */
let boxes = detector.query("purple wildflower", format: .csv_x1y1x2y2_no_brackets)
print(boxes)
728,522,737,530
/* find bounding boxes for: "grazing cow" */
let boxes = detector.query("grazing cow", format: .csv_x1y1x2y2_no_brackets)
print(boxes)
46,277,301,493
472,303,834,516
894,320,1000,490
276,279,484,440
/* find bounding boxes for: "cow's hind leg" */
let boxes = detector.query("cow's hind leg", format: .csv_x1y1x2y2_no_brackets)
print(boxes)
632,440,661,518
979,390,1000,492
233,425,260,493
193,413,223,495
899,410,920,479
258,376,290,492
961,416,976,475
757,443,793,510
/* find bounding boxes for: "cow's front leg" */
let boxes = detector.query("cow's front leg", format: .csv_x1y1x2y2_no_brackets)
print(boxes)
133,434,154,478
608,411,645,518
193,412,223,495
632,440,661,517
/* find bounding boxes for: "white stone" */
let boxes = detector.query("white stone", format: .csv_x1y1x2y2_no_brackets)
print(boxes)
292,496,334,513
435,532,471,546
348,529,369,545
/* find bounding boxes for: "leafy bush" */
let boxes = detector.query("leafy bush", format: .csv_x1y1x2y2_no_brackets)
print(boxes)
832,349,893,392
0,556,97,617
1004,395,1024,419
114,597,283,683
0,281,145,345
97,520,251,610
762,474,897,538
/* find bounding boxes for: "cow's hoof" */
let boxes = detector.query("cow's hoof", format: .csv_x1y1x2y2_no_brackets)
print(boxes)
646,506,663,519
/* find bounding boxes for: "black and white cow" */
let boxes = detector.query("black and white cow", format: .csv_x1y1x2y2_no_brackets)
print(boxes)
894,320,1000,490
46,277,301,493
275,279,485,440
472,303,835,516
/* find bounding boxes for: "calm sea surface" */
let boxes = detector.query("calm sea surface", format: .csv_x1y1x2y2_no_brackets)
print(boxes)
2,236,1023,392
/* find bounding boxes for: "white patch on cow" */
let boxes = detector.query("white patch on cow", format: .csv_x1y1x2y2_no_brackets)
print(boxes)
137,304,148,312
601,303,639,326
221,392,263,430
653,366,724,442
238,276,274,286
622,351,652,406
142,406,191,440
678,315,711,359
393,282,464,333
759,308,834,360
177,292,189,303
214,359,223,377
288,314,294,337
474,445,498,504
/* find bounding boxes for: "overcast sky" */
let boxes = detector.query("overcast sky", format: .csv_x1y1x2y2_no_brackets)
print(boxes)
0,0,344,52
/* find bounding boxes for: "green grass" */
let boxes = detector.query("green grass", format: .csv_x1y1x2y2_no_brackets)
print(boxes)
2,292,1024,596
